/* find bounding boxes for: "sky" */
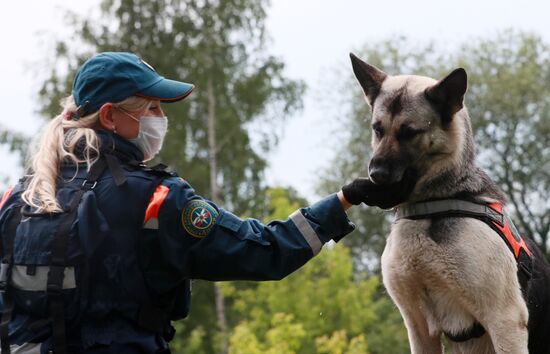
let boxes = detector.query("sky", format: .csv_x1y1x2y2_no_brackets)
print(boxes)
2,0,550,201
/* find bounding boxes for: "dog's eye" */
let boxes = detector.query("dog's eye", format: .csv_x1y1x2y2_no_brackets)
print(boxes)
372,125,384,139
396,126,421,141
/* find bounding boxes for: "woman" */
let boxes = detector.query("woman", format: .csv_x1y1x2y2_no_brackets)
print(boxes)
0,52,415,353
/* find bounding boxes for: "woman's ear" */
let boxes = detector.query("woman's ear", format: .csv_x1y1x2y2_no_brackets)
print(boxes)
98,103,115,131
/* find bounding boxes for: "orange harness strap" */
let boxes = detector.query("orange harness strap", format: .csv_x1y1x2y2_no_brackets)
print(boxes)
395,199,532,283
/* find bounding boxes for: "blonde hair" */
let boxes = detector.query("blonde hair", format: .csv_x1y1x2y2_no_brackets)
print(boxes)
22,95,152,213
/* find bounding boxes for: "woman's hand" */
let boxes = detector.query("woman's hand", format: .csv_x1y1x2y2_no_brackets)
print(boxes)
341,169,417,209
337,190,353,210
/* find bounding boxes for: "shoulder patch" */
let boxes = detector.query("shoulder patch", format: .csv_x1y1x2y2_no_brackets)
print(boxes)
182,200,219,238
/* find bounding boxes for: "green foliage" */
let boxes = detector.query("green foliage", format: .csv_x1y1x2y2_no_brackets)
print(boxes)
315,330,368,354
170,324,206,354
229,314,306,354
0,126,31,187
457,30,550,252
0,126,30,159
224,246,408,354
263,186,308,221
172,280,218,353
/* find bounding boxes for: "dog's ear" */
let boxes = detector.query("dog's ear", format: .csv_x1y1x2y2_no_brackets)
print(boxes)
350,53,387,106
425,68,467,124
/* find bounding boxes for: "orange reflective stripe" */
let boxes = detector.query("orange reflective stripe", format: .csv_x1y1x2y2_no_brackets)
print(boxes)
144,185,170,224
488,202,532,258
0,186,14,210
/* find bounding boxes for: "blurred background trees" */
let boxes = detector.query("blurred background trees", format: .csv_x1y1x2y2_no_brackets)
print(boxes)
1,0,549,352
459,31,550,253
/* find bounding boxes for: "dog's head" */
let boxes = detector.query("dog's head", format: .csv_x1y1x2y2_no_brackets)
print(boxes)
350,53,468,189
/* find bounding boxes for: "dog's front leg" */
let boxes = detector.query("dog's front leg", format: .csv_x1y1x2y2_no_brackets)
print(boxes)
385,275,442,354
399,307,443,354
484,308,529,354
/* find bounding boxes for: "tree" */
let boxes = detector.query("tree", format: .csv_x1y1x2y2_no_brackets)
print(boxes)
458,30,550,253
0,126,31,188
35,0,305,352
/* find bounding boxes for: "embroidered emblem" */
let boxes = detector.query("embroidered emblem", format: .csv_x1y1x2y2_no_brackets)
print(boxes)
182,200,218,238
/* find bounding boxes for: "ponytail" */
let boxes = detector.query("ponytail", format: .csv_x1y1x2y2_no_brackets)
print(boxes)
22,96,100,213
22,95,152,213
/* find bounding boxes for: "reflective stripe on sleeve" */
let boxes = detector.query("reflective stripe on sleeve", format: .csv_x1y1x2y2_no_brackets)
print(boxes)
289,210,323,256
11,265,76,291
10,342,41,354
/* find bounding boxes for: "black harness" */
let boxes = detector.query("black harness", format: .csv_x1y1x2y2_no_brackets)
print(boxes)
0,156,177,353
394,199,533,342
0,158,107,354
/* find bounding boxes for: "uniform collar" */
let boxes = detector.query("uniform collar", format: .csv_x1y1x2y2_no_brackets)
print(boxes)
96,131,144,163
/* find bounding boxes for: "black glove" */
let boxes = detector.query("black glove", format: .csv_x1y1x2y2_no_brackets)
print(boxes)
342,169,417,209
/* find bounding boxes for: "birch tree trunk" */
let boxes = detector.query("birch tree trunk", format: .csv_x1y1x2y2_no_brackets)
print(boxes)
207,77,228,354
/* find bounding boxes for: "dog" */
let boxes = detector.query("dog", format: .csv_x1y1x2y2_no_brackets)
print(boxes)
350,53,550,354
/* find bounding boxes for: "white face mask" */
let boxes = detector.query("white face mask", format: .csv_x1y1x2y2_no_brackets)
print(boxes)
117,108,168,161
130,116,168,161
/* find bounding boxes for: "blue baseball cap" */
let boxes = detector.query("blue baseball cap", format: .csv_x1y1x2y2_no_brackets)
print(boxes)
71,52,194,119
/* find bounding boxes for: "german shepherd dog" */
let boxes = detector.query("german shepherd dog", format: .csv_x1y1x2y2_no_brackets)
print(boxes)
349,53,550,354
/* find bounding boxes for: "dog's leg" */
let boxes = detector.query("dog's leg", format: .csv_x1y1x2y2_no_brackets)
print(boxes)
399,308,442,354
484,306,529,354
384,275,443,354
383,230,443,354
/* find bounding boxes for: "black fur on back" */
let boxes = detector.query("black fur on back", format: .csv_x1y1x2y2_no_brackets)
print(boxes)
523,236,550,354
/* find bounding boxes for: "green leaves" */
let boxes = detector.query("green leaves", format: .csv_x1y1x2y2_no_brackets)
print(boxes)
459,30,550,252
0,126,30,159
225,245,407,354
229,314,306,354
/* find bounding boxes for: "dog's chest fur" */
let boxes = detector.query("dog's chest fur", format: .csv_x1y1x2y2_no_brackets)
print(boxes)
381,216,520,338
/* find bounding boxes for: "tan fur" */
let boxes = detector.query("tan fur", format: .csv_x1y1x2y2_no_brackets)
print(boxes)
382,218,528,353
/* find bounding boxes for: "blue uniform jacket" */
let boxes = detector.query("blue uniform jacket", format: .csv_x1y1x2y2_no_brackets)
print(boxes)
0,132,355,353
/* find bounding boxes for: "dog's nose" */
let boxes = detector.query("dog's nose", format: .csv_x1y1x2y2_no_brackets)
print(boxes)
368,156,393,184
369,166,391,185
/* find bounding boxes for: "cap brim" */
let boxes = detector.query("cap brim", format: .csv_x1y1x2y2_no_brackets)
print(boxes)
136,78,194,102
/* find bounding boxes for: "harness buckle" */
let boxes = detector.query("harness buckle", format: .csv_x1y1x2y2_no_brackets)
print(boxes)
0,262,10,290
46,282,63,295
47,265,65,295
81,180,97,190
